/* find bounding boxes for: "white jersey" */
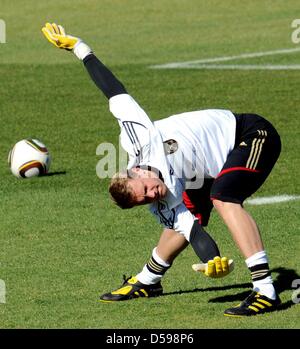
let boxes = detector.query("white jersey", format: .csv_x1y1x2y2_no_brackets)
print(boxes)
109,94,236,240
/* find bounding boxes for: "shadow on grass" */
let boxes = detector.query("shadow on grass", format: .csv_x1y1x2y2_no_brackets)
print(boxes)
207,267,300,313
162,267,299,313
44,171,67,177
162,282,252,297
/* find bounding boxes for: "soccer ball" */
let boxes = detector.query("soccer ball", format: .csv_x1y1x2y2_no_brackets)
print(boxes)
8,139,51,178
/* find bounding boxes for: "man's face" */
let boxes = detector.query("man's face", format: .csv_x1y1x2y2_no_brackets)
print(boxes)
127,168,168,205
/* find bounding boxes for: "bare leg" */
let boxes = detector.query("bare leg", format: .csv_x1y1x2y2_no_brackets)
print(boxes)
156,229,189,264
212,200,264,258
136,229,188,284
213,200,279,307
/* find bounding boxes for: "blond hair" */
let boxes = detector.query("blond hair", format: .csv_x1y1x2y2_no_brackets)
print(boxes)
109,171,136,209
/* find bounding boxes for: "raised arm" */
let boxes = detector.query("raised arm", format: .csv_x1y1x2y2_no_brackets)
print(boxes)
41,23,159,166
83,54,127,99
42,22,126,99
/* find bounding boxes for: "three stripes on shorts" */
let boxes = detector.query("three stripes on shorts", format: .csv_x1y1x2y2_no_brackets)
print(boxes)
246,130,268,170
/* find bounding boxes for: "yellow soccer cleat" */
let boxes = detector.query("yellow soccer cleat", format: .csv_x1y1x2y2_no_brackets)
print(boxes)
99,275,163,302
192,256,234,278
224,291,281,317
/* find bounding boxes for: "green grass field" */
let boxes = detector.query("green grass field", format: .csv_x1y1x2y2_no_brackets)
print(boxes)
0,0,299,329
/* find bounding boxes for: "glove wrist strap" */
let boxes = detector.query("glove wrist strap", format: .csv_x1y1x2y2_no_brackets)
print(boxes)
73,41,92,60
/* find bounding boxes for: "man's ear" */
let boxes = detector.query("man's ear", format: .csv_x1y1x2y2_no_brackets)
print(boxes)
128,167,141,178
130,167,140,174
130,166,153,178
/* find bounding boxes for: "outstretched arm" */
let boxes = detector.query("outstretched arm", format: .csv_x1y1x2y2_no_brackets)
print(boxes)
42,22,168,169
42,22,126,99
83,54,127,99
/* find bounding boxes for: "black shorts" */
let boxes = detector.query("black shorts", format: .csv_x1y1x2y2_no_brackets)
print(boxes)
183,113,281,224
210,113,281,204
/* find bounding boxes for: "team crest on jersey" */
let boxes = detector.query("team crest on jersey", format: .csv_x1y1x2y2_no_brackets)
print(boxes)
163,139,178,154
154,200,175,229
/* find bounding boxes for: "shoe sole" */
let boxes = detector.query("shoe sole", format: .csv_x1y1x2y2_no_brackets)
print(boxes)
224,313,244,318
99,299,116,303
99,290,163,303
224,306,279,317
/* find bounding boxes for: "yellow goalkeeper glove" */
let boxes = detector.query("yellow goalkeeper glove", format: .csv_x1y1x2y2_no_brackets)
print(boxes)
41,23,92,60
42,23,79,50
192,256,234,278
